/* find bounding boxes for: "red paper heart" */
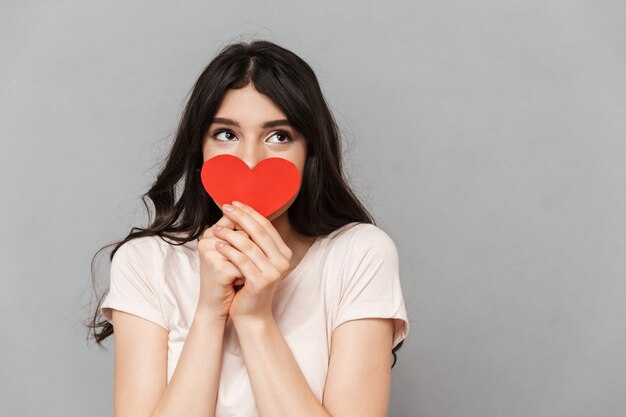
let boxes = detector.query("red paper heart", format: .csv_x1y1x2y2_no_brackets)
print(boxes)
200,154,301,218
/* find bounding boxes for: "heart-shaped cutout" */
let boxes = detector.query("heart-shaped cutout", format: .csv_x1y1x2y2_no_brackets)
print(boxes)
200,154,301,218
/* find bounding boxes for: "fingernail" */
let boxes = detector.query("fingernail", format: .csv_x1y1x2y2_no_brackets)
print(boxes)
223,204,234,212
213,224,222,231
232,200,244,207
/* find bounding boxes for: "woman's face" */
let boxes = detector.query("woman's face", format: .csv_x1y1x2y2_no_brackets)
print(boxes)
202,84,308,221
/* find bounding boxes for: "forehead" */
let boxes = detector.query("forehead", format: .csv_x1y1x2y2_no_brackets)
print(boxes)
215,85,286,119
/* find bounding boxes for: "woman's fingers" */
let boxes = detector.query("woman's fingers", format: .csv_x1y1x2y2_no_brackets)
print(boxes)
212,225,278,276
219,202,291,275
232,202,290,257
200,215,249,266
201,214,249,240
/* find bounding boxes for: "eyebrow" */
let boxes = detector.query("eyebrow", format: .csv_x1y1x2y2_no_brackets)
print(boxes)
211,117,292,129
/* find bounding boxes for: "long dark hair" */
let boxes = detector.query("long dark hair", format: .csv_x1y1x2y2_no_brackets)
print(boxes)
86,39,405,367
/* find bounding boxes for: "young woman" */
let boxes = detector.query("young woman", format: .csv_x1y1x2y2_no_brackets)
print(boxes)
88,39,409,417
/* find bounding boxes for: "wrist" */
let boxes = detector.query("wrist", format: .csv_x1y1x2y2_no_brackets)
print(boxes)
194,305,229,324
231,312,273,331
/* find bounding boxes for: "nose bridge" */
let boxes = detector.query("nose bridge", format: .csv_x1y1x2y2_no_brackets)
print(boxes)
239,131,266,169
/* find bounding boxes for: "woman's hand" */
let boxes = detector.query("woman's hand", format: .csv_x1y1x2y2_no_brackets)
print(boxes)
212,201,293,324
197,215,250,320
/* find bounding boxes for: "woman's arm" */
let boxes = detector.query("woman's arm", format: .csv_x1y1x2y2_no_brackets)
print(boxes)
232,314,333,417
233,315,395,417
149,306,226,417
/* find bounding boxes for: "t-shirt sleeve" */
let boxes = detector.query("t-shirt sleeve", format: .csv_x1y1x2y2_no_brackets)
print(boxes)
332,225,409,350
100,239,169,331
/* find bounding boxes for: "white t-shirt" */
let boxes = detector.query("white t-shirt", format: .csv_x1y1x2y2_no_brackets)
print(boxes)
101,221,409,416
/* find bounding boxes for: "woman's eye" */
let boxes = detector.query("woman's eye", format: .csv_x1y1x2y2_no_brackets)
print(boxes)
267,131,292,144
211,129,292,143
213,130,237,142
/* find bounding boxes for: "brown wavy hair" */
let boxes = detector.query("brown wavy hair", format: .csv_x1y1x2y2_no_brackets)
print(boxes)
85,39,405,367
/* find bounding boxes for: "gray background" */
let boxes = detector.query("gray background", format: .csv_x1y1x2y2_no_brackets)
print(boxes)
1,1,624,416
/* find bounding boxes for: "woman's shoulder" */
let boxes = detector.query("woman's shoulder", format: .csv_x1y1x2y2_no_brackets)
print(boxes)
115,232,196,262
327,221,393,240
325,222,397,253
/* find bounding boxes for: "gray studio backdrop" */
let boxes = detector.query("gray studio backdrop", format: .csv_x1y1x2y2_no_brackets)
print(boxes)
1,1,624,416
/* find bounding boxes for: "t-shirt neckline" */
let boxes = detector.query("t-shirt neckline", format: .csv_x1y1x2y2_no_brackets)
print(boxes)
187,222,360,289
